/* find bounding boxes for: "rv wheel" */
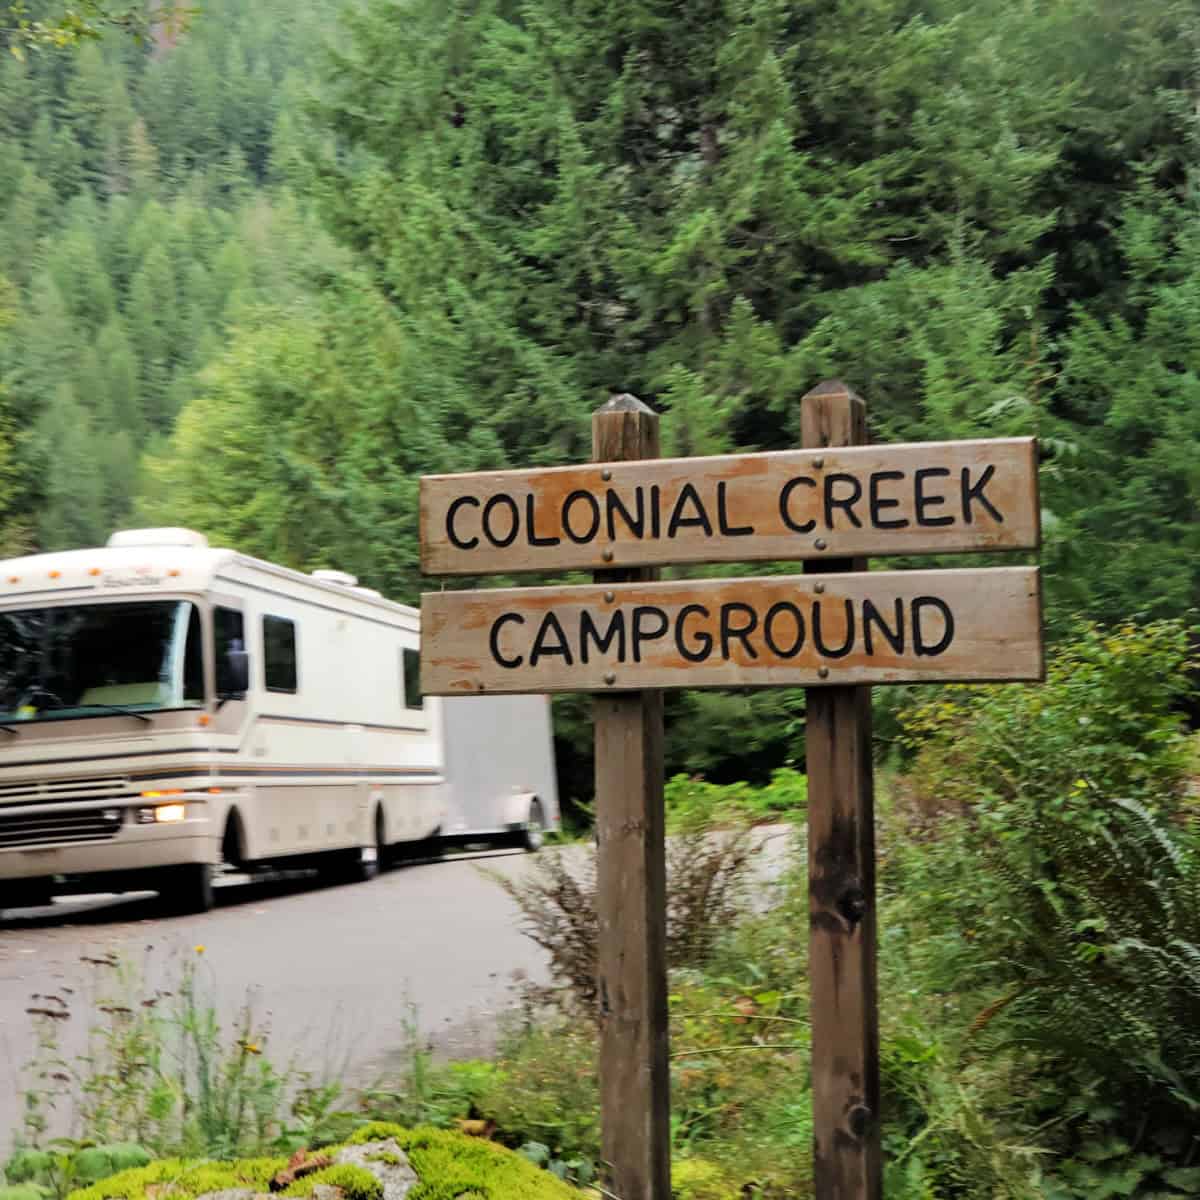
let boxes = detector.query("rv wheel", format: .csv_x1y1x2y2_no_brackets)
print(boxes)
521,800,546,853
162,862,214,915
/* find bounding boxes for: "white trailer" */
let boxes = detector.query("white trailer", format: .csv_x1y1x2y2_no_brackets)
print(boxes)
0,528,559,915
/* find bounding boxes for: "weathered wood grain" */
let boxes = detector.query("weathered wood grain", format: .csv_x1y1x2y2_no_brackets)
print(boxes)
591,395,671,1200
419,436,1040,575
418,566,1044,695
802,380,880,1200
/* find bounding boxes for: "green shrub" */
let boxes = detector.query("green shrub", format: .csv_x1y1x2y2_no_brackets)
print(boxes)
664,768,807,832
487,829,755,1017
3,1151,51,1184
3,1145,153,1197
889,618,1200,1193
0,1187,44,1200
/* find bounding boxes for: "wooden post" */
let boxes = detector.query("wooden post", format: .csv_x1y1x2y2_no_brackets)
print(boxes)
802,381,881,1200
593,393,671,1200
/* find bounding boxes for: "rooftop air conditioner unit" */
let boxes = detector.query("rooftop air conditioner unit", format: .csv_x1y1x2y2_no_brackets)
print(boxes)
312,569,359,587
107,528,210,549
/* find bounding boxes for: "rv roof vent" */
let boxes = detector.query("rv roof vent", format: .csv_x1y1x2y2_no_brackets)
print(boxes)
107,528,210,549
312,569,359,587
352,586,382,598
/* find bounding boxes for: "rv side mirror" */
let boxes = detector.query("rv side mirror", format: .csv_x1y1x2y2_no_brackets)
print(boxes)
218,645,250,699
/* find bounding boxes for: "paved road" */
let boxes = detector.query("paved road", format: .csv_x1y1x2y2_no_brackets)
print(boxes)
0,847,553,1150
0,826,794,1151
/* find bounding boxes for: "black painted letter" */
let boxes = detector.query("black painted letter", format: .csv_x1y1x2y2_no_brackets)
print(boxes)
580,610,627,664
779,477,817,534
717,481,755,537
667,483,714,538
868,471,909,530
719,603,759,660
912,596,955,656
763,602,805,658
482,494,520,547
562,490,601,544
632,606,670,663
914,468,954,527
525,494,561,547
813,598,856,659
675,605,713,663
446,496,481,550
824,473,864,529
489,613,525,668
961,465,1003,524
529,612,574,667
863,598,905,656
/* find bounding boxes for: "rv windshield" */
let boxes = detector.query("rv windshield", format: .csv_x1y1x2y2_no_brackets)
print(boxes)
0,601,204,724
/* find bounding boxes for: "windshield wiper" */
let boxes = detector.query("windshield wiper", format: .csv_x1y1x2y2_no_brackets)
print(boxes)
80,703,154,725
0,724,19,736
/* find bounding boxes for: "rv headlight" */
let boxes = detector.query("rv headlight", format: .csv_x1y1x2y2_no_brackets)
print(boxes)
154,803,187,824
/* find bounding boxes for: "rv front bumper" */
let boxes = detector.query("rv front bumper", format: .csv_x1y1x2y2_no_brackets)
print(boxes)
0,795,218,883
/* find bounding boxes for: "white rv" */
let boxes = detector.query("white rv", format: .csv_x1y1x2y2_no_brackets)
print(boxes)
0,529,559,915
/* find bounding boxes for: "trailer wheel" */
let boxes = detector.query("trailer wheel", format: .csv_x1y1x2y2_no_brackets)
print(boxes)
521,799,546,853
162,862,214,915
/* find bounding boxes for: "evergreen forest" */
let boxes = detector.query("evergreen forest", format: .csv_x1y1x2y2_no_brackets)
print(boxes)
2,5,1200,1198
0,0,1197,787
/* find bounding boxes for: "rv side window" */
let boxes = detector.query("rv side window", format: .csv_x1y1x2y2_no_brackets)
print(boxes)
263,616,298,693
215,607,248,697
402,648,422,710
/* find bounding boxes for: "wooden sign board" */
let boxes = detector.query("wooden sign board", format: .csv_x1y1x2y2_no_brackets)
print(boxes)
421,566,1043,695
420,437,1039,575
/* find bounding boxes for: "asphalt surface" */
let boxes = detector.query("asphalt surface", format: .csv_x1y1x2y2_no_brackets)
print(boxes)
0,846,553,1149
0,826,795,1151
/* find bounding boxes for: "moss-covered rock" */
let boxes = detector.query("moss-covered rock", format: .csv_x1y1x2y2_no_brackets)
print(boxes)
67,1125,584,1200
671,1157,741,1199
280,1164,381,1200
0,1185,46,1200
67,1158,282,1200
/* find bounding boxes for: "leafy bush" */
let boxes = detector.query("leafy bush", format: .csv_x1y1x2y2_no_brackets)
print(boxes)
488,830,757,1016
889,618,1200,1194
3,1145,153,1200
901,619,1194,820
664,768,807,832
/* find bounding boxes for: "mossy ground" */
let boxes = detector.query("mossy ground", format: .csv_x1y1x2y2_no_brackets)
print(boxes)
65,1124,583,1200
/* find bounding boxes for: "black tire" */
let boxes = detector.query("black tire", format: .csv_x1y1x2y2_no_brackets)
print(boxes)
0,879,53,912
161,862,214,915
521,799,546,853
221,810,246,871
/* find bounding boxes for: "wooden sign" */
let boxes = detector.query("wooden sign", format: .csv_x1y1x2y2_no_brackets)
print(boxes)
420,437,1039,575
419,383,1047,1200
420,566,1043,695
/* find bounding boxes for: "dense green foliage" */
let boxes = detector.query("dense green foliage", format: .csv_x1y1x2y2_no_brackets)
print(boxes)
2,0,1196,786
398,622,1196,1198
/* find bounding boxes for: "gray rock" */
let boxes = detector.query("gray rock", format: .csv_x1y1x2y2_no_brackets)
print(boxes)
194,1191,269,1200
332,1139,418,1200
310,1187,345,1200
